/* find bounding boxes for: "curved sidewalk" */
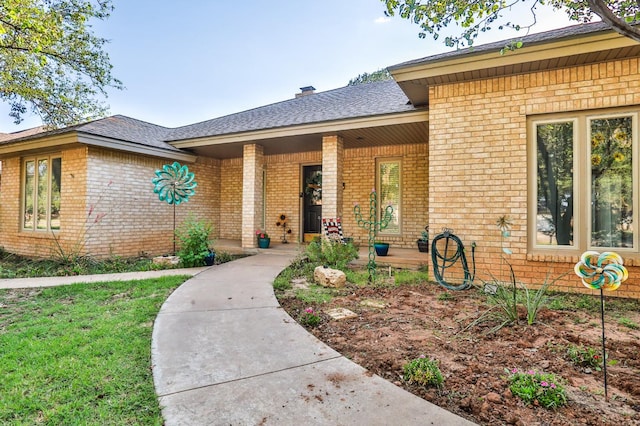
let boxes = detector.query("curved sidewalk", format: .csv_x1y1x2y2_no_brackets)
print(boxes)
151,253,475,425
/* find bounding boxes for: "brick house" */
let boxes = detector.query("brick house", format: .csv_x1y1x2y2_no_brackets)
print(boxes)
0,21,639,296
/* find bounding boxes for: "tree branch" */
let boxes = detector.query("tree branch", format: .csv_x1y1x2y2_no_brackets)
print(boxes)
587,0,640,42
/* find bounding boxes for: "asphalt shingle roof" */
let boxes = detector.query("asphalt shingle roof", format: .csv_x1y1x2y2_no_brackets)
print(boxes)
0,115,181,152
166,80,414,141
389,21,612,70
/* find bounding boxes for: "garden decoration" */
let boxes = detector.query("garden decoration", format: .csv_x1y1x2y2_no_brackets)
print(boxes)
354,189,393,282
574,251,628,400
431,228,476,290
276,214,292,243
152,162,197,254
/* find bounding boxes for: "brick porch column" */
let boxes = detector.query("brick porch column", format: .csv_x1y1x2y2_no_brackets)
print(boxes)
242,144,264,248
321,135,344,221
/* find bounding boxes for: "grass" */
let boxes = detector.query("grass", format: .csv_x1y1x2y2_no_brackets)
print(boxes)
394,269,429,285
0,276,189,425
0,250,168,278
295,285,334,304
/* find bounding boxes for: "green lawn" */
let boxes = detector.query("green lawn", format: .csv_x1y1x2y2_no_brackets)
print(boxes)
0,276,189,425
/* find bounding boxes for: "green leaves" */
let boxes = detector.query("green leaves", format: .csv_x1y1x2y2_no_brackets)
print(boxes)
382,0,640,49
0,0,122,127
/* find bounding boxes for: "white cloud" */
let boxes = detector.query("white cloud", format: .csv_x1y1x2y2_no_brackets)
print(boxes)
374,16,390,24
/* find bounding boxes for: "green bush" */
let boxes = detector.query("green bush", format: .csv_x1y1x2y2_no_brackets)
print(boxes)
403,356,444,388
175,216,213,268
508,369,567,409
305,239,358,270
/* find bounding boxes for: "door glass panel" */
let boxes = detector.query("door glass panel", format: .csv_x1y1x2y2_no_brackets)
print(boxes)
378,160,400,234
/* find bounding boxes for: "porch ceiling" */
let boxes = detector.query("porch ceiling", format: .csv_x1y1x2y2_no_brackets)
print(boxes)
185,121,429,159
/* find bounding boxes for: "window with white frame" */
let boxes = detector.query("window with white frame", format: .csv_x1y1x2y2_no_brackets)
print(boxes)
531,111,637,253
377,158,401,234
23,155,61,231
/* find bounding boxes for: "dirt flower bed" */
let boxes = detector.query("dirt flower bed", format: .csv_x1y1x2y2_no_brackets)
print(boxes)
277,279,640,425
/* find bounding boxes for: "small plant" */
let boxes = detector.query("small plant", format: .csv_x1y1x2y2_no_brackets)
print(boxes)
418,226,429,242
566,344,602,370
437,292,454,301
618,316,639,330
175,215,213,268
507,368,567,409
305,238,358,270
403,355,444,388
256,230,269,239
300,307,321,327
523,270,566,325
51,181,113,265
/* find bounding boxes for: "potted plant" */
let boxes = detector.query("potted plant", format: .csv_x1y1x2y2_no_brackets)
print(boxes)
256,230,270,248
417,226,429,253
204,248,216,266
374,241,389,256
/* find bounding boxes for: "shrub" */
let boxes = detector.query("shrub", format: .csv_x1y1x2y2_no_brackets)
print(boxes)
305,239,358,270
403,356,444,388
508,369,567,409
175,216,213,268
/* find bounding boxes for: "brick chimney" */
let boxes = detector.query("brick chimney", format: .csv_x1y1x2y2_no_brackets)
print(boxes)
295,86,315,98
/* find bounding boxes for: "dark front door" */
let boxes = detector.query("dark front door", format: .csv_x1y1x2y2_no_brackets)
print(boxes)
303,165,322,236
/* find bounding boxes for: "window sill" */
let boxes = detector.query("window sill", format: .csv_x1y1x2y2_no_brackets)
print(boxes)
527,252,640,267
18,230,57,239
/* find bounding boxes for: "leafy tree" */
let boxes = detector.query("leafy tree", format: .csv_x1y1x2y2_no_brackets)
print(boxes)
0,0,123,128
382,1,640,50
348,68,392,86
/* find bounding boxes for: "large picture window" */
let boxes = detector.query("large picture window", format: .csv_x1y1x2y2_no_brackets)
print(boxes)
23,155,61,231
531,111,637,253
377,158,401,234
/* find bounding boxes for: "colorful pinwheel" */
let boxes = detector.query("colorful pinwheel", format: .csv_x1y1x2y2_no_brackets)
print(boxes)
574,251,628,291
152,162,197,254
574,250,628,401
152,162,197,205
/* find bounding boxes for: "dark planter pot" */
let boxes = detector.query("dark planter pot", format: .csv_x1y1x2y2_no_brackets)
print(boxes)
417,240,429,253
204,251,216,266
374,242,389,256
258,237,271,249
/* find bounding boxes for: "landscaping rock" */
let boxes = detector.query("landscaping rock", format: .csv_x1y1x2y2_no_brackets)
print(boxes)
314,266,346,288
325,308,358,320
360,299,387,309
153,255,180,266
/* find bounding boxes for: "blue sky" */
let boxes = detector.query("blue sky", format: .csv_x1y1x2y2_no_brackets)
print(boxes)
0,0,576,132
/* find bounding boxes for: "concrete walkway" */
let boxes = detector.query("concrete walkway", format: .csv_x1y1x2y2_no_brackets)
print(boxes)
0,266,209,289
151,253,475,425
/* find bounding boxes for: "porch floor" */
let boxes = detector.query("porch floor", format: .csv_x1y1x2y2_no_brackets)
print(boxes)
214,239,431,270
